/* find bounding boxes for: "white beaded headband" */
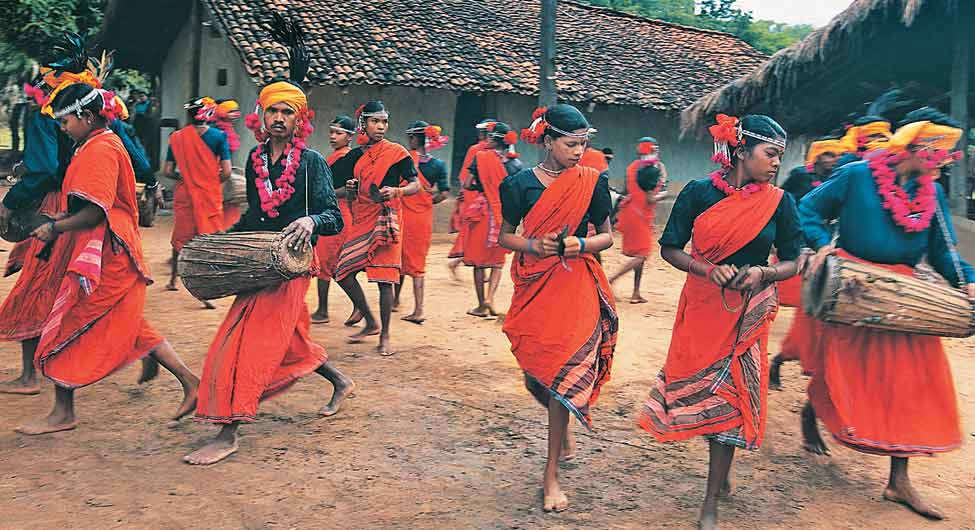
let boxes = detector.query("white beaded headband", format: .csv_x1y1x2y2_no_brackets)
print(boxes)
53,89,101,119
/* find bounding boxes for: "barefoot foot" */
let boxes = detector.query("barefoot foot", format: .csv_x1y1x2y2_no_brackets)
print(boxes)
801,402,830,456
183,436,239,466
883,484,945,520
347,326,380,343
138,357,160,385
377,336,395,357
310,311,330,324
401,313,426,325
698,504,719,530
172,380,199,421
344,310,364,327
0,377,41,395
629,295,648,304
165,283,179,292
15,415,77,435
466,306,491,318
542,480,570,512
319,379,356,417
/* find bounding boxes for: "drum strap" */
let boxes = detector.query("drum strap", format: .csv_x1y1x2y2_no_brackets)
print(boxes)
934,200,965,288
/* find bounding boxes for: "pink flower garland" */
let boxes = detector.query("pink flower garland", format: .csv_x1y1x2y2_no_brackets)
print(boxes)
867,150,936,233
214,118,240,153
709,168,765,198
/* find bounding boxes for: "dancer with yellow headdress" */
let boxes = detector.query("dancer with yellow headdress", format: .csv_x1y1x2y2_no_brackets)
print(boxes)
185,12,355,466
800,107,974,520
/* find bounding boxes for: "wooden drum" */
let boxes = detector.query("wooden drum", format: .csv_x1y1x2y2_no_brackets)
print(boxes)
223,169,247,205
177,232,313,301
803,255,975,338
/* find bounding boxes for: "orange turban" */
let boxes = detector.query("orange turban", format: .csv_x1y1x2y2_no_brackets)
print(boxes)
257,81,307,114
41,70,101,118
805,139,848,166
216,99,240,118
887,121,963,153
840,120,892,152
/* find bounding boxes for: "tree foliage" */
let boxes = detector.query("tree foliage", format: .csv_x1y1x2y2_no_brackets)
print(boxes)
579,0,815,54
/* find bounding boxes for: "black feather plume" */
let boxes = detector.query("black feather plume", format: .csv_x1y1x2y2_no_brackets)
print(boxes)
268,11,309,85
46,31,89,75
865,88,913,122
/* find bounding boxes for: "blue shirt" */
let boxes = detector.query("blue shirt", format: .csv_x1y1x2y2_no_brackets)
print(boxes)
418,157,449,192
166,126,231,163
110,119,154,185
2,110,69,210
799,160,975,287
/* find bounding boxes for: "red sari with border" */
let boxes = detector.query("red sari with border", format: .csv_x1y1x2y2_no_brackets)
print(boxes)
448,141,488,258
639,185,784,449
616,161,662,258
401,151,435,277
580,148,609,174
462,150,510,268
34,130,164,388
334,140,409,284
0,191,76,341
169,125,225,251
314,146,352,281
502,166,618,429
807,250,961,457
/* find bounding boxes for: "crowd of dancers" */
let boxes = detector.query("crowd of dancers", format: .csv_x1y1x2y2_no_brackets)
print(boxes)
1,18,974,530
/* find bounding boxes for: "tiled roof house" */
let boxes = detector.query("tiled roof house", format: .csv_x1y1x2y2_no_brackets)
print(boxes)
100,0,766,190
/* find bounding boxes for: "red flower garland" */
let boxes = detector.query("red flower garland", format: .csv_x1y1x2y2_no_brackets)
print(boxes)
251,142,302,218
709,168,764,198
867,150,936,233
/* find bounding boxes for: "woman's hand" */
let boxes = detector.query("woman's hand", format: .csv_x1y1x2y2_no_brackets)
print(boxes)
804,246,836,280
561,236,582,258
379,186,399,201
732,266,765,292
282,216,315,252
31,220,58,243
708,264,739,287
535,232,560,258
345,178,359,196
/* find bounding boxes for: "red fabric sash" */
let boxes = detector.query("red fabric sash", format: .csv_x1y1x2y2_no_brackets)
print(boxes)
169,126,224,235
401,151,434,214
616,161,661,257
502,166,618,428
580,148,609,173
326,145,351,166
473,150,506,247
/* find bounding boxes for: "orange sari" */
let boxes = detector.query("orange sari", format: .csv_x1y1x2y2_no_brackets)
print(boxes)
502,166,618,428
639,186,784,449
462,150,510,268
0,191,75,341
580,148,609,173
314,146,352,281
448,141,488,258
807,250,961,456
334,140,409,284
196,276,326,423
401,151,435,277
169,126,224,251
35,130,163,388
616,161,660,258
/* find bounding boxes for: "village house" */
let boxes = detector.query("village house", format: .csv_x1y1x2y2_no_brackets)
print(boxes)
99,0,766,193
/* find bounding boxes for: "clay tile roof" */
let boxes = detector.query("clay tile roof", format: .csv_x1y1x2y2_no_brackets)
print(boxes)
204,0,767,111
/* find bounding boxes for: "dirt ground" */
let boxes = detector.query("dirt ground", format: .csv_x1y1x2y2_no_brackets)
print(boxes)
1,212,974,530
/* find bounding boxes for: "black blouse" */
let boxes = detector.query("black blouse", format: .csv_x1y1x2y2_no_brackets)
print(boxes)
329,145,418,189
781,166,817,203
231,147,343,240
468,154,524,191
658,178,801,267
500,169,613,238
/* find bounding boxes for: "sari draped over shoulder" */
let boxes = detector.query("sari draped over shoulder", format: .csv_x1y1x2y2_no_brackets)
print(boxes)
334,140,408,284
616,161,660,258
448,142,487,258
35,130,162,388
169,125,225,251
314,146,352,281
502,166,618,429
462,150,510,268
639,185,784,449
400,151,435,277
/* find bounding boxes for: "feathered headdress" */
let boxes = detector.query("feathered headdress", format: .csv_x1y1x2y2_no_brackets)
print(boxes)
268,10,309,87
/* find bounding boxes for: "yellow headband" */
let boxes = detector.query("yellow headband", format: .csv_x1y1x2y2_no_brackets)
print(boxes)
841,120,892,152
113,96,129,121
887,121,963,153
257,81,307,114
805,139,848,166
217,99,240,114
41,70,101,118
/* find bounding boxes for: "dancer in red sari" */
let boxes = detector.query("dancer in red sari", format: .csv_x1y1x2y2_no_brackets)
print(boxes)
447,118,495,279
501,104,616,512
463,121,521,318
395,120,450,323
185,15,354,465
213,98,244,229
609,137,669,303
331,101,421,356
310,115,356,324
16,83,199,435
639,115,799,530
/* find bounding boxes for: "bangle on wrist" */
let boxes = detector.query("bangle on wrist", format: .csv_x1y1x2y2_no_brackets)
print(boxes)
48,219,59,234
706,264,718,282
578,237,586,254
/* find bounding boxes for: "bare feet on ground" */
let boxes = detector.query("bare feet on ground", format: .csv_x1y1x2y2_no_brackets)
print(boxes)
165,283,179,291
183,434,239,465
467,306,491,318
698,503,719,530
401,312,425,324
15,412,77,435
630,295,648,304
319,379,356,417
0,377,40,395
542,478,569,512
310,311,329,324
344,309,363,327
347,325,380,343
377,336,395,357
801,402,830,456
883,483,945,520
172,378,200,420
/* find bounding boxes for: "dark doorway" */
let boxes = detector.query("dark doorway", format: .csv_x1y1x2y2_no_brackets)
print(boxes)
450,92,487,189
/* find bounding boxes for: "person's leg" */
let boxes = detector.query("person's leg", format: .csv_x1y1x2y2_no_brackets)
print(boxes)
393,276,404,312
467,268,490,317
609,256,641,284
183,422,240,465
630,258,647,303
542,398,571,512
769,354,786,390
377,283,395,356
317,361,357,417
147,340,199,420
311,279,331,323
486,267,503,315
0,337,40,394
801,401,829,455
166,249,179,290
884,457,945,519
699,441,736,530
402,276,426,323
447,257,462,281
339,273,379,340
15,385,77,435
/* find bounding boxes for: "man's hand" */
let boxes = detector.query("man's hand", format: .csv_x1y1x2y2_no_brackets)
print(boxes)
282,216,315,252
804,246,836,280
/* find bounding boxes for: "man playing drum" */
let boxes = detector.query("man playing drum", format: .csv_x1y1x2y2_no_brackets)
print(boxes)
800,107,975,520
184,14,355,466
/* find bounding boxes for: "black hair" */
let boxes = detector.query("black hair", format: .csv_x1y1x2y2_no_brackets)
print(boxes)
601,147,614,156
362,100,385,114
184,97,209,125
898,107,961,129
636,163,662,191
51,83,104,121
487,122,513,147
332,115,355,131
543,104,590,140
407,120,429,139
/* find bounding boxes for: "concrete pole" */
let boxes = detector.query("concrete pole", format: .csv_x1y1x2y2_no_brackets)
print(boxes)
950,10,971,212
539,0,557,108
